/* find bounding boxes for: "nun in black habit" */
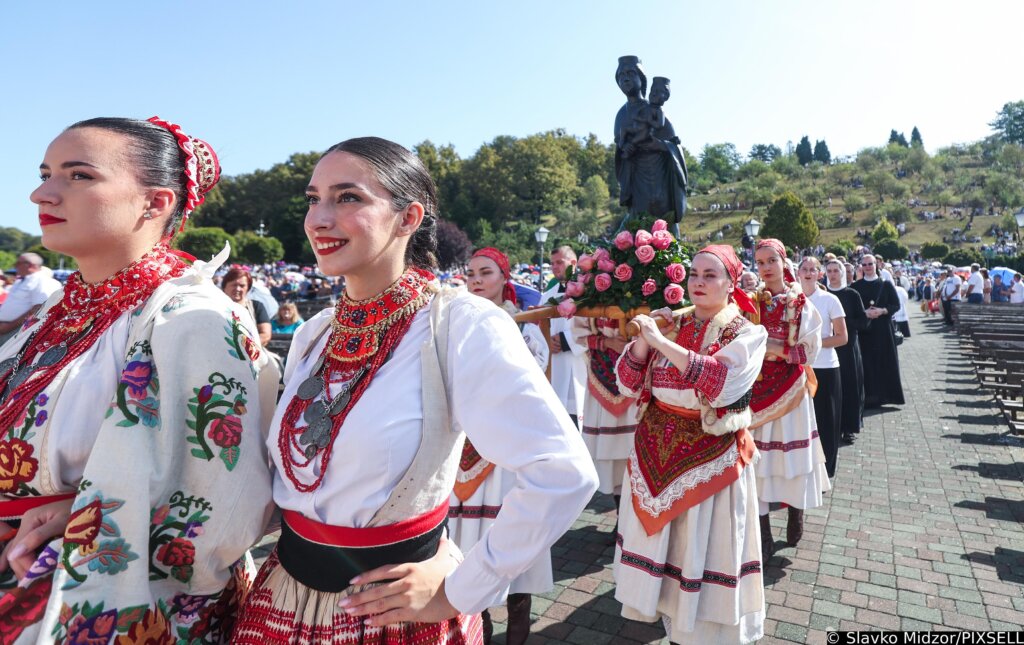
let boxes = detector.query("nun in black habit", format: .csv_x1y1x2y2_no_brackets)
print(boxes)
825,259,867,443
850,254,905,408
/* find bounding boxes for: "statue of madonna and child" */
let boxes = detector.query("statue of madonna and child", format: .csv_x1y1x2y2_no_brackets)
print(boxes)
613,55,688,238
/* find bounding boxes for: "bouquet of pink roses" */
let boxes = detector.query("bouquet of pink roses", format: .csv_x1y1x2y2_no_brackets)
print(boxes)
552,216,691,318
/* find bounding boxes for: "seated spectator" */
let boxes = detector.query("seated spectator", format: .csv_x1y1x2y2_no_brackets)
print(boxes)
271,301,304,334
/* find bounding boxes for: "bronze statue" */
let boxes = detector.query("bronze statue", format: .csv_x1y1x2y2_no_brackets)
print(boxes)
613,57,688,237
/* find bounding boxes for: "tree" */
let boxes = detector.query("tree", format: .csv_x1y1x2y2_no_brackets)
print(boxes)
910,126,923,148
920,242,949,260
990,100,1024,145
749,143,782,163
234,231,285,264
864,169,898,202
581,174,610,211
844,194,867,213
761,192,819,249
872,218,899,243
813,140,831,165
174,227,234,261
0,227,38,253
904,145,929,175
436,219,473,269
699,143,742,183
889,129,909,147
936,190,956,212
943,248,984,267
874,238,909,260
795,136,814,166
825,239,856,256
0,250,17,270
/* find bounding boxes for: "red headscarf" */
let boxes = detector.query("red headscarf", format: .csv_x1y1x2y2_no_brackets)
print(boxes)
471,247,517,305
755,238,796,284
694,244,757,314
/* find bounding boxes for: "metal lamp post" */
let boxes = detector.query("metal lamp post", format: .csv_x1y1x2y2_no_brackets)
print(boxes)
535,226,549,292
258,220,267,238
743,218,761,264
1015,209,1024,252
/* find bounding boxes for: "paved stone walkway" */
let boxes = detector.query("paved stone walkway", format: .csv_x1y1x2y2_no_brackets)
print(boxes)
485,306,1024,643
254,306,1024,642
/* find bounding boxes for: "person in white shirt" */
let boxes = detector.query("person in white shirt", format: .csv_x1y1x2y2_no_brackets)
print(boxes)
1011,274,1024,304
892,284,911,337
541,245,587,427
233,137,598,644
798,257,848,479
940,268,963,325
0,253,61,344
964,263,985,304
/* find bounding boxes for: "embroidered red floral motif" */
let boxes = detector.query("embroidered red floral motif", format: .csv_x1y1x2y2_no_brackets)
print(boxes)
208,415,243,448
63,499,104,545
157,537,196,567
0,576,53,642
0,437,38,493
114,606,174,645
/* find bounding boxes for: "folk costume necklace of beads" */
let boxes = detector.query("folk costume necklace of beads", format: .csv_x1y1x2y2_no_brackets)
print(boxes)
0,244,187,431
278,267,436,492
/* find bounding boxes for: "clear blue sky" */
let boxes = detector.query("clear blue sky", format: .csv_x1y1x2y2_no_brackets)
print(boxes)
2,0,1020,234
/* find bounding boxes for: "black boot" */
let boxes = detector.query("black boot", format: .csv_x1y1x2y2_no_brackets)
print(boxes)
611,494,621,541
759,513,775,565
505,594,532,645
481,608,493,645
787,507,804,547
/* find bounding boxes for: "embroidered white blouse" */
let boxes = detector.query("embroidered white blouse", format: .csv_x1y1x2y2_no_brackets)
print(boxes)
271,293,598,614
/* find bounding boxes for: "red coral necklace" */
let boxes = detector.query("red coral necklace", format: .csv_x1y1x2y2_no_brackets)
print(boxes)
277,268,435,492
0,244,187,432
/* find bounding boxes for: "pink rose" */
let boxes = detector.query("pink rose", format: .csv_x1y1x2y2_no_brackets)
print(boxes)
592,247,610,262
577,254,595,272
665,263,687,283
634,230,653,246
641,279,657,297
597,258,617,273
651,230,673,250
580,272,593,284
595,273,613,292
652,219,668,232
565,280,584,298
634,244,656,265
614,263,633,282
557,298,577,318
663,283,685,305
614,230,634,251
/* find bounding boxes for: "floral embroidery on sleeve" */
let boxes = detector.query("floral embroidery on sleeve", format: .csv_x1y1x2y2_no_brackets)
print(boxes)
186,373,248,470
149,491,212,584
617,346,649,391
107,341,160,429
61,487,140,588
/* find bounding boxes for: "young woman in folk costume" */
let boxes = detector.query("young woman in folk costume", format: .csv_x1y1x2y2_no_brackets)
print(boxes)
613,245,768,645
448,247,550,645
232,138,597,644
748,239,830,564
0,118,278,643
572,313,638,528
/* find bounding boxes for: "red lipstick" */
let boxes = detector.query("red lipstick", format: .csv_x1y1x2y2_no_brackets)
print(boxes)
39,213,66,226
312,237,347,256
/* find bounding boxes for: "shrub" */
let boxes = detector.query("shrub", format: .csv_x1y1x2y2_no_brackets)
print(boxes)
874,238,909,260
942,248,984,267
920,241,950,260
174,227,235,261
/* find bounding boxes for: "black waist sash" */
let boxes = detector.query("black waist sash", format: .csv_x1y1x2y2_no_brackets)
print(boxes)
277,518,447,593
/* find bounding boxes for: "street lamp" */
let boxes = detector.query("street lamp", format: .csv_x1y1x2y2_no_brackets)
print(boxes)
258,220,267,238
1014,208,1024,252
743,218,762,238
534,226,549,292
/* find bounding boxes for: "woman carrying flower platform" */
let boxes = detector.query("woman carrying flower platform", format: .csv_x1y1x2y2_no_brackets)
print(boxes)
748,239,830,563
613,244,767,644
0,117,278,643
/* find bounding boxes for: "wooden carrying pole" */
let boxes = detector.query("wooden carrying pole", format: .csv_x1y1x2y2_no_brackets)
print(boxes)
512,305,687,381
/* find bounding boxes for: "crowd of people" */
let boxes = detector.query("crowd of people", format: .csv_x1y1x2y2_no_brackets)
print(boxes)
0,116,1018,645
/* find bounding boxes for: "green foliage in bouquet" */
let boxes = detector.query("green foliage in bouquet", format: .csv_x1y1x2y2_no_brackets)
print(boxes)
553,215,691,316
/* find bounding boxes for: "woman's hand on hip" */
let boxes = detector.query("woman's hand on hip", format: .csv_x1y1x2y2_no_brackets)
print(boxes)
338,536,461,626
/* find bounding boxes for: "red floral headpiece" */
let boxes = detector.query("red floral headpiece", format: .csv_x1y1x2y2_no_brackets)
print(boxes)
147,116,221,233
472,247,517,305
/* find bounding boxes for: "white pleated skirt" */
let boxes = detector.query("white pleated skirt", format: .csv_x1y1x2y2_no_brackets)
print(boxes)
447,467,553,596
752,394,831,514
614,463,765,644
581,398,637,495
